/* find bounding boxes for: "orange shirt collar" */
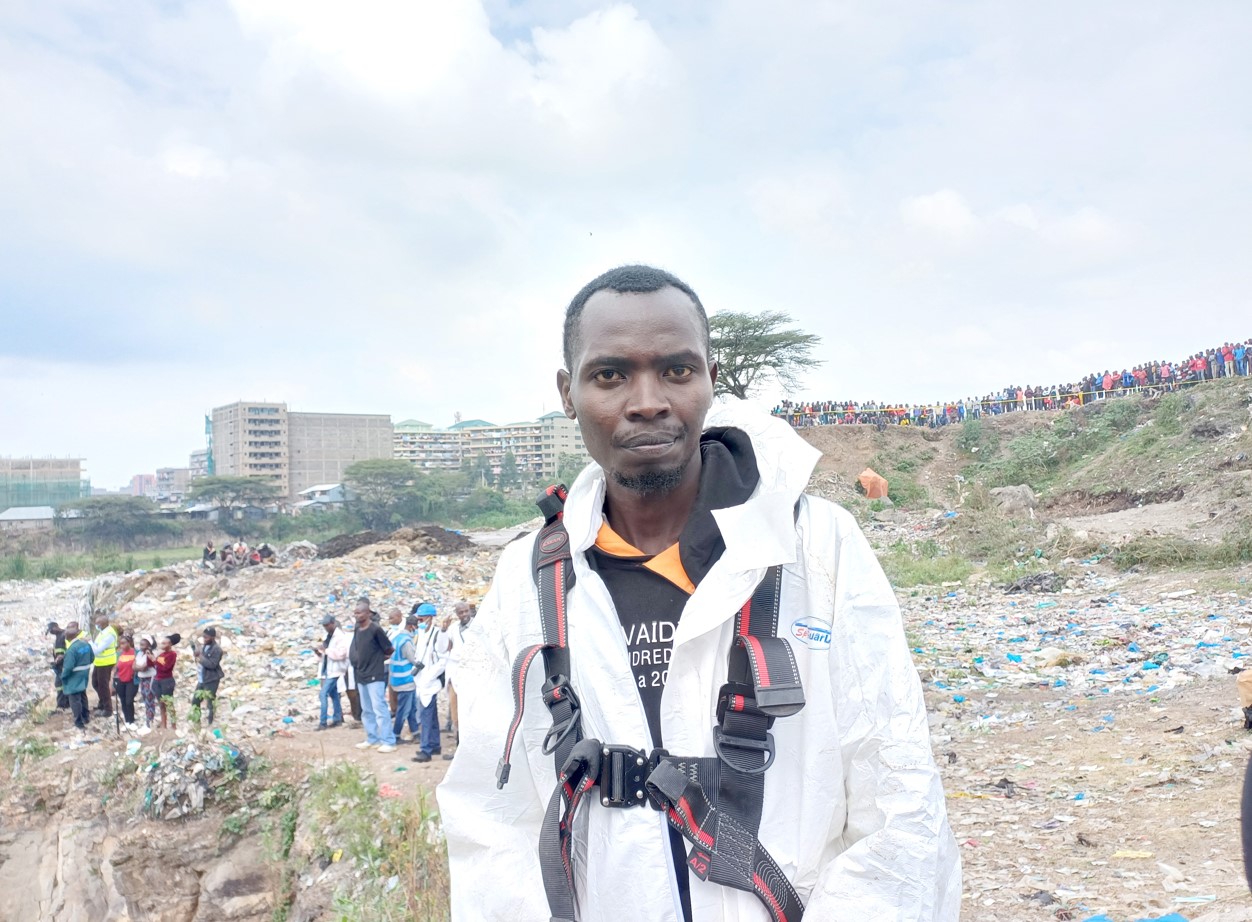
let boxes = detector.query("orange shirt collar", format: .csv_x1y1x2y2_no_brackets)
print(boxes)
594,522,696,595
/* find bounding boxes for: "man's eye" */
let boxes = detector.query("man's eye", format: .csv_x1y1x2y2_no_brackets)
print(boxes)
665,366,694,379
592,369,623,382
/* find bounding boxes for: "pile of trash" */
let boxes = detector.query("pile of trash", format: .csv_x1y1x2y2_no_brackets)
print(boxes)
140,737,249,819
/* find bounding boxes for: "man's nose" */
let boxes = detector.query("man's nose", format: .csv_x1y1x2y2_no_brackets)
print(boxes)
625,374,670,418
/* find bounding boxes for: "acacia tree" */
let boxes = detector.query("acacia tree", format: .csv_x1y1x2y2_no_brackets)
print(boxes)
343,459,418,530
188,476,282,511
709,310,823,399
56,495,175,549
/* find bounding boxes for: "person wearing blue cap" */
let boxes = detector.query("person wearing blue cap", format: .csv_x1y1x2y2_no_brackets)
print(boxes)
409,602,448,763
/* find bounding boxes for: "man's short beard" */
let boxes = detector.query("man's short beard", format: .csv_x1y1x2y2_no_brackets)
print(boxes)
611,461,690,496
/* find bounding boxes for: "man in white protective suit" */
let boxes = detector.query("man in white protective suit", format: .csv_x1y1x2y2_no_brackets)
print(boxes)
438,265,960,922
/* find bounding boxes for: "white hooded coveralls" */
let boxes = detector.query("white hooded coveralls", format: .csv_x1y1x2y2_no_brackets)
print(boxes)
437,402,961,921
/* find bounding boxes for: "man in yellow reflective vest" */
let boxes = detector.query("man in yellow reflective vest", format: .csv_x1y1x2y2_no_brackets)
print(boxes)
90,613,118,717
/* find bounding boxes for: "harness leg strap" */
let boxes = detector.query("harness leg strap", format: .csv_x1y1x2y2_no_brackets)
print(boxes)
647,761,806,922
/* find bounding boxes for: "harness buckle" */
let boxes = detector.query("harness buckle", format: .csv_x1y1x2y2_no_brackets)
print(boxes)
595,745,656,809
713,726,776,775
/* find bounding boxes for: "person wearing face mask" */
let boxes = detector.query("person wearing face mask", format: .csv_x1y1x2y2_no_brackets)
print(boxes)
409,602,449,764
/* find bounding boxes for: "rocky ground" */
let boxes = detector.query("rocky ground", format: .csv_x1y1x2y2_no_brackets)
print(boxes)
4,521,1252,921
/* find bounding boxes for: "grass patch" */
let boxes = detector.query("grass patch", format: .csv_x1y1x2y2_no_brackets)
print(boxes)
305,762,450,922
878,539,974,588
1110,524,1252,571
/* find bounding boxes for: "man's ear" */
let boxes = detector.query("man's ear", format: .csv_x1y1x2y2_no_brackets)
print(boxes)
708,360,719,391
557,369,576,419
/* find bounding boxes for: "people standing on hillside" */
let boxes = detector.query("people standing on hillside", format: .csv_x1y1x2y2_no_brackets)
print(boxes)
440,602,474,742
349,598,395,753
134,635,158,728
61,622,94,731
154,633,181,729
385,607,405,715
47,621,69,710
90,613,118,717
389,613,422,744
410,602,448,764
314,614,350,730
192,626,224,725
113,634,138,727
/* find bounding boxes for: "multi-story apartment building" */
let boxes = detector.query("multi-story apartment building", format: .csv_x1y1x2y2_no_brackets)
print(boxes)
395,413,590,484
155,467,193,502
207,402,393,499
0,458,90,511
128,474,158,497
288,411,394,496
210,402,289,494
393,420,464,470
538,412,590,480
189,448,211,479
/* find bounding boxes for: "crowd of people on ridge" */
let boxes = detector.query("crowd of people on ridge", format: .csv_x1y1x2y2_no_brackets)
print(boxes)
773,338,1252,429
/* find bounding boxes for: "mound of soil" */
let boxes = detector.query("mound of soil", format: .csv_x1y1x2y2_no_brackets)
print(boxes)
1044,487,1185,516
317,531,385,559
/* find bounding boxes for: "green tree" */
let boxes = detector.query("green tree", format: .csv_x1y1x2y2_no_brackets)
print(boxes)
343,459,418,530
465,451,494,489
709,310,823,399
188,476,282,510
498,451,521,492
397,471,468,522
56,496,175,549
556,452,590,489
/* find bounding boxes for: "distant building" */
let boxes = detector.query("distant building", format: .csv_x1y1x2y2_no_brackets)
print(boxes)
294,482,349,514
0,458,90,511
393,420,464,470
208,401,393,499
189,449,211,479
129,474,157,497
210,401,289,494
394,413,589,484
0,505,56,532
156,467,193,502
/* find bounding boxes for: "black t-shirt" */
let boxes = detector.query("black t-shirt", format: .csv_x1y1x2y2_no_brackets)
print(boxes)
586,551,688,748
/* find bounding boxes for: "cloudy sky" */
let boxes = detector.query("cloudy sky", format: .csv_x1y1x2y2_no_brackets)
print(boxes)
2,1,1249,488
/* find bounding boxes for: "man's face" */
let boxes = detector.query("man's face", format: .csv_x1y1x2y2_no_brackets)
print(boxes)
558,287,717,497
388,610,402,626
354,605,370,626
324,620,335,634
455,603,471,625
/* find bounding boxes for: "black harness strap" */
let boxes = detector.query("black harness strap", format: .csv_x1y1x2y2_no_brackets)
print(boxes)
497,485,583,789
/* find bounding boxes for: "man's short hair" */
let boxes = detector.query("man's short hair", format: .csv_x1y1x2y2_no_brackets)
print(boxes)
563,265,710,370
354,596,370,610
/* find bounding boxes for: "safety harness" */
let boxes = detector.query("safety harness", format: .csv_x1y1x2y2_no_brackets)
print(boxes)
496,485,808,922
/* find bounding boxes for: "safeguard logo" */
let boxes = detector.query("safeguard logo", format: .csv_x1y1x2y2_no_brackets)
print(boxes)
791,617,832,650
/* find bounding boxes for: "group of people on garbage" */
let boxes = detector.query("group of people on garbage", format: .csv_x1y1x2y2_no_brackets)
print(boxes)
314,595,475,763
46,614,224,732
202,539,276,571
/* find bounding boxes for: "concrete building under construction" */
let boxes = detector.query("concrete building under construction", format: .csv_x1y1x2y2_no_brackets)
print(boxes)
0,458,91,511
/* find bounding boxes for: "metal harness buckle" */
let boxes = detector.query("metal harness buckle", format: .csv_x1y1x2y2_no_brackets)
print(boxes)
596,745,666,809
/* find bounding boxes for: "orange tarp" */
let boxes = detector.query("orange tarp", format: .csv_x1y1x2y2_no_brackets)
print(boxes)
858,468,889,499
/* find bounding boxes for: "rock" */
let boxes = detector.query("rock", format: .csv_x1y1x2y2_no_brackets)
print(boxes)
989,484,1038,514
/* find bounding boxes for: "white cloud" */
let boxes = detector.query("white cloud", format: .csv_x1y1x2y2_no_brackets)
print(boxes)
900,189,978,237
